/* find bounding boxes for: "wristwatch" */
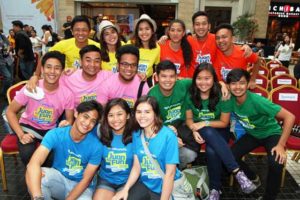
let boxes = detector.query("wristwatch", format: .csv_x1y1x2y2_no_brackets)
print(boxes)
205,120,210,127
33,196,44,200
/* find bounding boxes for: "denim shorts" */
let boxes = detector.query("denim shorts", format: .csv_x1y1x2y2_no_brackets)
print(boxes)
96,178,125,192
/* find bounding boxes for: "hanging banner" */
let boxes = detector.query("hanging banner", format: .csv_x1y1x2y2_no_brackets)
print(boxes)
0,0,57,37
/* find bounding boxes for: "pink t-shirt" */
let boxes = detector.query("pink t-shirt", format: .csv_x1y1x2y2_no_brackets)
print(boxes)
98,73,149,108
15,80,74,130
60,69,112,107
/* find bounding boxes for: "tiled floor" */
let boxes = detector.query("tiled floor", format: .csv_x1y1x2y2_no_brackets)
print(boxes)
0,95,300,200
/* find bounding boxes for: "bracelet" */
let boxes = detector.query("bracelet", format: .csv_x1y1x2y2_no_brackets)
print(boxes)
205,121,210,127
33,196,44,200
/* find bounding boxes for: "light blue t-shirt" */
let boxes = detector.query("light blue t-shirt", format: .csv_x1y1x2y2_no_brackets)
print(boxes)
42,126,102,188
99,133,133,185
133,126,181,194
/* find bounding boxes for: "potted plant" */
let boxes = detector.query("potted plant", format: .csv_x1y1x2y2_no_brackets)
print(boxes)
232,13,258,44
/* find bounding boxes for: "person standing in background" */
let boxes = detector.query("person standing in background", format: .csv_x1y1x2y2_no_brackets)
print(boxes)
275,34,295,68
30,30,42,56
62,16,73,39
12,20,35,80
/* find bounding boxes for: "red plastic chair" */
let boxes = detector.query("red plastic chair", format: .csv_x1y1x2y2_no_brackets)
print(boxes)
0,81,27,191
250,85,269,98
270,85,300,160
270,74,297,90
258,66,270,79
255,74,269,90
266,60,282,69
270,66,290,78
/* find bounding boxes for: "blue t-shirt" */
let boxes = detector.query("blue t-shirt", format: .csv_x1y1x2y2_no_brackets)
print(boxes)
133,126,181,194
41,126,102,188
99,133,133,185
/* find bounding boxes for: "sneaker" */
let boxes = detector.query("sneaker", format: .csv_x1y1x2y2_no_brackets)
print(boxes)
252,175,261,189
235,170,257,194
208,189,220,200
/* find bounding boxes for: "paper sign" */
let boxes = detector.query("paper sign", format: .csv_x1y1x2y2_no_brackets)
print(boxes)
279,93,298,101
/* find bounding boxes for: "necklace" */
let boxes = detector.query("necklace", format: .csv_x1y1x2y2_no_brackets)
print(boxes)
145,130,156,146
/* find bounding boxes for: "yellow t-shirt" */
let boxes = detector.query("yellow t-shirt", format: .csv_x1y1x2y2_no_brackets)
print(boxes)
138,45,160,78
101,51,118,73
50,38,100,69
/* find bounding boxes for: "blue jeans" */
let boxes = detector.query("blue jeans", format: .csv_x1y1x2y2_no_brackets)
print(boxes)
19,58,35,80
41,167,93,200
0,62,14,95
199,127,238,190
231,134,283,200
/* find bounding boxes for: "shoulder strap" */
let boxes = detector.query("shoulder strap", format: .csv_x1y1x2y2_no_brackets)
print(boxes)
141,131,165,178
137,81,146,99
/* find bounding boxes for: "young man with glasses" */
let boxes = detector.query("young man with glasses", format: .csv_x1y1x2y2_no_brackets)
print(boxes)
98,45,149,108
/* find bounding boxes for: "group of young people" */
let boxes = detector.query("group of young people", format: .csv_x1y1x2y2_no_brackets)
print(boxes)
5,10,296,200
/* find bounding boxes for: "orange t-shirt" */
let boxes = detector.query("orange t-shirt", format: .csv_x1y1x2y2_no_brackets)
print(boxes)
187,33,217,74
213,45,258,81
160,40,192,78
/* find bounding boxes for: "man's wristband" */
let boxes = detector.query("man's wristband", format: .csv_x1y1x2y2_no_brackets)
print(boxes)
33,196,44,200
205,120,210,127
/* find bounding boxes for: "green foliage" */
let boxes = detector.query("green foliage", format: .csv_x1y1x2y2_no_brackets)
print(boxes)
232,13,258,42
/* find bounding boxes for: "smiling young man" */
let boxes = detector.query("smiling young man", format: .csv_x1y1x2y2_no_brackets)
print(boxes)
6,51,74,166
187,11,217,77
98,45,149,108
28,45,112,108
148,60,199,169
26,100,103,200
30,15,100,82
226,69,295,200
213,23,260,89
59,45,112,107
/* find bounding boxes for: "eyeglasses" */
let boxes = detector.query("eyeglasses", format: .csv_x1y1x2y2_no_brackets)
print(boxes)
119,62,138,69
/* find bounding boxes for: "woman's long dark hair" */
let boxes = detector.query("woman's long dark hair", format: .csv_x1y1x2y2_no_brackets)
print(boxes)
169,19,192,68
100,98,133,147
99,27,122,62
133,96,163,135
133,20,157,49
190,63,221,111
282,35,291,46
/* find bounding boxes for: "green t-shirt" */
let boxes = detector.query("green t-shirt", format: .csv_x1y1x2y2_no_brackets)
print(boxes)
231,90,282,139
185,93,232,122
148,79,192,125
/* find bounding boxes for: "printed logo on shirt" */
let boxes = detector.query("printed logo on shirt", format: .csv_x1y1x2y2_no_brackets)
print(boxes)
198,109,215,120
105,152,128,172
165,105,181,123
221,67,232,81
174,63,181,74
138,63,148,73
112,66,118,73
73,59,81,69
196,51,211,64
141,156,161,179
32,105,54,124
235,113,255,129
64,150,83,176
80,93,97,103
123,97,135,108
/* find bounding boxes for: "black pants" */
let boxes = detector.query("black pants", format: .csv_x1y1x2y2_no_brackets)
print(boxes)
18,124,53,167
231,134,283,200
128,181,160,200
280,60,290,68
